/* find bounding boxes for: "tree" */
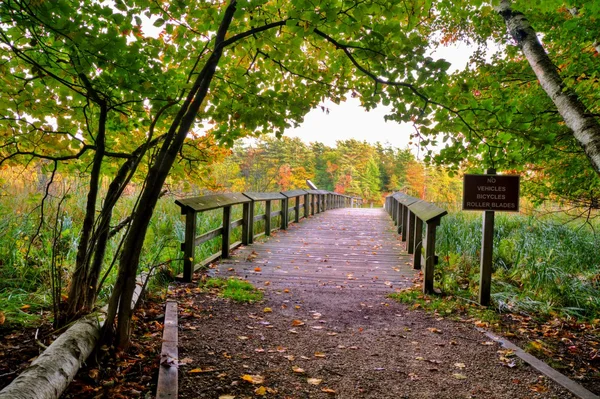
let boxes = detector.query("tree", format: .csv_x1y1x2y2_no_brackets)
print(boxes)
2,0,458,349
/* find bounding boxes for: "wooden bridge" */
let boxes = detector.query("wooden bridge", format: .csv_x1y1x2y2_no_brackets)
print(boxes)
158,191,588,399
174,190,447,293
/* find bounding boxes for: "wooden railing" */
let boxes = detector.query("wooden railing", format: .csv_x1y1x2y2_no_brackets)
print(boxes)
175,190,361,282
385,193,448,294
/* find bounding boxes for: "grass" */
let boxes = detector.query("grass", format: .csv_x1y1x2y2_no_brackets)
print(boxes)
200,277,263,303
388,287,500,325
433,211,600,320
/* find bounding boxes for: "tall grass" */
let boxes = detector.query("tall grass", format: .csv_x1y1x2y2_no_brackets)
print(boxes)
435,212,600,319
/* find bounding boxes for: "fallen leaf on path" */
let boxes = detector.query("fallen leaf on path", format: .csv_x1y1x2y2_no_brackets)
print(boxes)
327,332,338,336
0,311,5,325
263,307,273,313
254,386,267,395
189,367,216,373
292,366,305,374
408,373,420,381
292,319,305,326
427,327,442,334
307,378,322,385
454,363,466,369
242,374,265,384
288,329,298,334
219,395,235,399
238,336,249,340
314,352,326,358
179,357,193,365
452,373,467,380
284,355,295,361
321,388,336,394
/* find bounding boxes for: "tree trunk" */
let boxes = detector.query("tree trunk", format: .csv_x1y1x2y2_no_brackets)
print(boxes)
103,0,239,350
67,102,108,318
496,0,600,175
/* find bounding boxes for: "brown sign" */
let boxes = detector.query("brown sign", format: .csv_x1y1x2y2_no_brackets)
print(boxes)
462,174,520,212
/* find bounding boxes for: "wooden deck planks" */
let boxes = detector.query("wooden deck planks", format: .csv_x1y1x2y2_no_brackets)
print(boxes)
215,208,418,293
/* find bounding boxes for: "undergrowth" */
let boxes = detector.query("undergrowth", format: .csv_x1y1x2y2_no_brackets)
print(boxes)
434,211,600,320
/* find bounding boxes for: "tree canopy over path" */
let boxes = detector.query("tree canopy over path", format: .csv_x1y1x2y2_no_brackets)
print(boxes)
1,0,600,352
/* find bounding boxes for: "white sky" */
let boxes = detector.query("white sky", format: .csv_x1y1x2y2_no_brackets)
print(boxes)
281,42,473,155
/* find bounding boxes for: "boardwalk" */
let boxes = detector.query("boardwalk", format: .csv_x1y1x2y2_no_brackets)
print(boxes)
177,207,576,399
218,208,417,293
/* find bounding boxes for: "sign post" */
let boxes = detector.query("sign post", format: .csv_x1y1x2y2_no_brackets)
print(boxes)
462,169,520,306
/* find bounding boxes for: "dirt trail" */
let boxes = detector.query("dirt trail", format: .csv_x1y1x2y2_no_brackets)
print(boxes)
177,209,575,398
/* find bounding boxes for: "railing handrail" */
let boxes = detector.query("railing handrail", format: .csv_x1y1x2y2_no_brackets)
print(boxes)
385,192,448,294
176,190,361,282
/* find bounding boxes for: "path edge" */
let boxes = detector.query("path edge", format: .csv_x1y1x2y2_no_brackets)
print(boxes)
156,300,178,398
479,328,599,399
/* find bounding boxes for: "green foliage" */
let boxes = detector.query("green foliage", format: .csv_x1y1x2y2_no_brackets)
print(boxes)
435,211,600,319
200,277,263,303
388,288,500,324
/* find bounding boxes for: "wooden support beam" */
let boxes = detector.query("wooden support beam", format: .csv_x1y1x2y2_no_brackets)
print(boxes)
281,198,288,230
242,202,250,245
248,201,255,244
182,209,197,283
407,211,416,254
304,194,309,218
265,200,272,236
222,206,231,258
423,220,438,294
413,218,423,270
295,196,301,223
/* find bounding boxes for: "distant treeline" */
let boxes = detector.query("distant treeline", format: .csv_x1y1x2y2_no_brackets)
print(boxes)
198,136,462,204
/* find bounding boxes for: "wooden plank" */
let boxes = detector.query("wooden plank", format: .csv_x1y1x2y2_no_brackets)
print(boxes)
156,300,178,399
175,193,250,212
243,192,286,201
281,189,307,198
231,218,244,229
393,192,420,206
408,200,448,223
195,226,223,246
253,214,266,222
217,208,417,294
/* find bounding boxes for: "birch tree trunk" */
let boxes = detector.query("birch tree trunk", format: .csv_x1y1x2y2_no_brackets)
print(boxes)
496,0,600,175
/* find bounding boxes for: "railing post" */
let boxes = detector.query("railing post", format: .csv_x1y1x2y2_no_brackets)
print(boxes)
242,202,250,246
281,197,288,230
265,200,272,236
248,200,255,244
222,205,231,259
423,221,438,294
304,193,309,218
407,210,416,254
397,202,403,234
182,209,197,283
401,206,409,241
413,217,423,270
311,194,316,215
295,196,301,223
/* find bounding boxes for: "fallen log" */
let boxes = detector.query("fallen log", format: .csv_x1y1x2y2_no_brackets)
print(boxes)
0,313,103,399
0,272,150,399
